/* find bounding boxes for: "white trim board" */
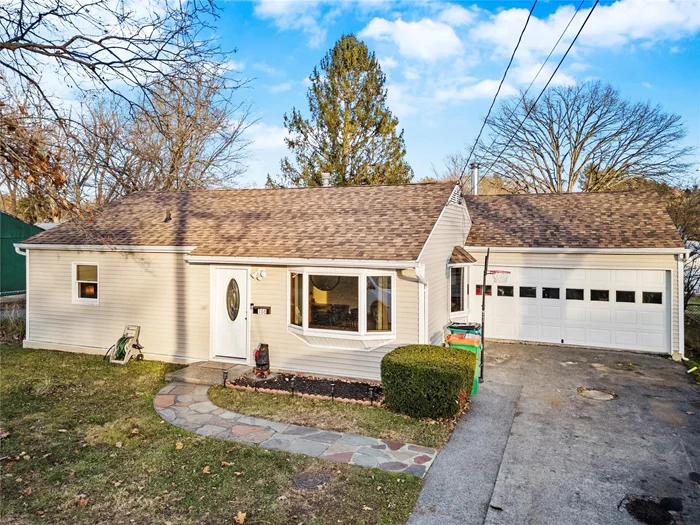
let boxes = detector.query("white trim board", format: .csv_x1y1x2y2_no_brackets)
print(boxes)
17,244,196,253
465,246,689,255
187,255,419,269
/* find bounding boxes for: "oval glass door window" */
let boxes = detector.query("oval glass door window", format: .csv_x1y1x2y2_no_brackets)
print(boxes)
226,279,240,321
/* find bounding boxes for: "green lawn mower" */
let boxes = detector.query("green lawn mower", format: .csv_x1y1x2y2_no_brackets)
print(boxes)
104,325,144,365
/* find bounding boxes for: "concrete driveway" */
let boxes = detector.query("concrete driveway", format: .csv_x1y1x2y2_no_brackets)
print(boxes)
410,343,700,525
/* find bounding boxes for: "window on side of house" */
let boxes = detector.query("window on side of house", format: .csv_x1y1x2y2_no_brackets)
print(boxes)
497,286,514,297
74,264,98,304
308,275,359,332
476,284,492,296
290,272,303,326
616,290,635,303
542,287,560,299
642,292,662,304
367,276,392,332
566,288,584,300
450,267,464,313
590,289,609,302
289,270,394,336
520,286,537,298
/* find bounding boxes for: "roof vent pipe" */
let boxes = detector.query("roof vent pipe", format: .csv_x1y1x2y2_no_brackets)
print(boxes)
469,163,479,196
321,172,331,187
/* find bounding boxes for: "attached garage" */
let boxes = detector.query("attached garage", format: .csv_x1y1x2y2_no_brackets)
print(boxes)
459,191,688,358
470,265,671,353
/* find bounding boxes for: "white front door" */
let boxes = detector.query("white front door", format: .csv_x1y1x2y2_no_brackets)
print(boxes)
211,267,248,360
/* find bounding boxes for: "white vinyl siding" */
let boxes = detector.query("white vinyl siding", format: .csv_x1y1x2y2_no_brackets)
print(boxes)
26,250,211,362
418,201,471,345
466,251,680,354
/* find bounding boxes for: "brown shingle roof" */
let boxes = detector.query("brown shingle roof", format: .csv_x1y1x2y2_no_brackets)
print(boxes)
465,190,684,249
449,246,476,264
25,183,457,260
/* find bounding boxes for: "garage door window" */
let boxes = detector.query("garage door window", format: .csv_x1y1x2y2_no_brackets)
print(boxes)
542,287,560,299
642,292,662,304
519,286,536,298
566,288,584,300
616,291,635,303
476,285,492,296
497,286,514,297
590,290,609,302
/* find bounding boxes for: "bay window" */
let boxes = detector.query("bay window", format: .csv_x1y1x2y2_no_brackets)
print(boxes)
288,269,394,336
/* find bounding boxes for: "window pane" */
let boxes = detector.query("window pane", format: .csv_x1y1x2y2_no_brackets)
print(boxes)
79,282,98,299
290,273,302,326
367,276,392,332
542,287,560,299
566,288,584,300
616,291,635,303
476,285,492,296
308,275,358,331
497,286,514,297
77,264,97,282
642,292,662,304
520,286,536,298
590,289,609,302
450,268,463,312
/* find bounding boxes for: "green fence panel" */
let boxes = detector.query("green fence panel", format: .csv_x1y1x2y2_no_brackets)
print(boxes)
0,212,43,294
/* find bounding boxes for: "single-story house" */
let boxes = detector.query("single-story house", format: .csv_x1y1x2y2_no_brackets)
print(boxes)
16,183,687,380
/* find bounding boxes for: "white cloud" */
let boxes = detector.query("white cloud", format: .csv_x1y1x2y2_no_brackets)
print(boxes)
642,81,653,89
359,17,463,60
246,122,289,151
435,78,518,103
438,4,475,27
254,0,326,47
253,62,283,76
269,81,294,93
379,56,398,70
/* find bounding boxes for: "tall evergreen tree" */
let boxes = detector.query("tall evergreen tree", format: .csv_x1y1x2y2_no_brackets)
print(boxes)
270,35,413,187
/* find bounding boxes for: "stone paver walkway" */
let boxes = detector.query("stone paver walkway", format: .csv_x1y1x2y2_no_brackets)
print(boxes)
154,382,437,477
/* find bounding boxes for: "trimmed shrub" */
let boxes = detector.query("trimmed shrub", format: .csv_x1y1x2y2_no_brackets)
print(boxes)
381,345,476,419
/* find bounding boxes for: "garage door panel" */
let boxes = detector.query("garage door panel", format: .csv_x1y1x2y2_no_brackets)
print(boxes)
483,266,670,354
541,305,561,320
614,310,638,325
589,309,611,323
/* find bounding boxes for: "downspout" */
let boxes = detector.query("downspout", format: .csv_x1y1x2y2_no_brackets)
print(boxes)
415,263,428,344
677,253,686,360
14,245,27,257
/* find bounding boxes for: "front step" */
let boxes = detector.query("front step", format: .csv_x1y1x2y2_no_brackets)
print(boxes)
165,361,250,386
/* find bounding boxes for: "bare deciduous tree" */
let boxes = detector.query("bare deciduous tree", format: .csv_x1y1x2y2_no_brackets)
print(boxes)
426,152,513,195
477,81,693,193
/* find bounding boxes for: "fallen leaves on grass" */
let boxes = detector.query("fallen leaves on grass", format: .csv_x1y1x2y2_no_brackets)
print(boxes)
234,511,246,523
221,461,231,468
234,471,244,477
202,466,211,474
75,495,89,507
362,506,373,511
21,488,32,497
175,442,183,450
115,442,123,448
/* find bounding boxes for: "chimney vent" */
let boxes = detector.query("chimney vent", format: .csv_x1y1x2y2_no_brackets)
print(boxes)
321,172,331,187
469,163,479,196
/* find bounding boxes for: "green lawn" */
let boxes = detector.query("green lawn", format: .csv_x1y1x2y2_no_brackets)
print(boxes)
209,386,455,450
0,345,422,524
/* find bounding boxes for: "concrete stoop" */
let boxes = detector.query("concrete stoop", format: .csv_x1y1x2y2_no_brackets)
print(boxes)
165,361,250,386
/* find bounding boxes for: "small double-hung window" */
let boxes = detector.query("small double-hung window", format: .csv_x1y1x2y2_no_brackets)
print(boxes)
73,263,99,304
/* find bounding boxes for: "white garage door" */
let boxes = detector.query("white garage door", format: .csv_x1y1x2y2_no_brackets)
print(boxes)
474,267,671,353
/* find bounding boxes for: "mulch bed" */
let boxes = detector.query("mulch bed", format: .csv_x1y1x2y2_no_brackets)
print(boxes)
227,373,384,405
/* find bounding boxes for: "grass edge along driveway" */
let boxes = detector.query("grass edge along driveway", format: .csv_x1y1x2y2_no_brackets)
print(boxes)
0,345,422,525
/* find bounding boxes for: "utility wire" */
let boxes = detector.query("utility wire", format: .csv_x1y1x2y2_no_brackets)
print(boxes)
476,0,600,188
455,0,538,191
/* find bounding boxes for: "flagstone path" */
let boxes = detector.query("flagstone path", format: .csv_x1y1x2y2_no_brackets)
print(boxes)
154,382,438,477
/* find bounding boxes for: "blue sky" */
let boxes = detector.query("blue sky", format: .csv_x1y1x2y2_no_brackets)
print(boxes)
215,0,700,187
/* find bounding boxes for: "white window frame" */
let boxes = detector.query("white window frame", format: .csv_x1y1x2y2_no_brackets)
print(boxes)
287,267,397,341
449,266,469,319
72,262,99,305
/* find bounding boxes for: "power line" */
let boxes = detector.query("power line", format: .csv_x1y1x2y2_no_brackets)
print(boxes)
455,0,538,191
484,0,586,149
476,0,600,188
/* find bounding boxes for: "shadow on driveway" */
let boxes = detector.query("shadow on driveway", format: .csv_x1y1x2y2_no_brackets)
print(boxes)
410,343,700,525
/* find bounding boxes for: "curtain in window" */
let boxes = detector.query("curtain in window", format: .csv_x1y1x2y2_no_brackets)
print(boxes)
367,276,392,332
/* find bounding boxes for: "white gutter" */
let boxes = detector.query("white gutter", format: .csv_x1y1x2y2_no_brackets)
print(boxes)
678,253,686,359
415,263,428,344
15,244,196,253
185,255,419,269
465,246,689,255
14,244,27,256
